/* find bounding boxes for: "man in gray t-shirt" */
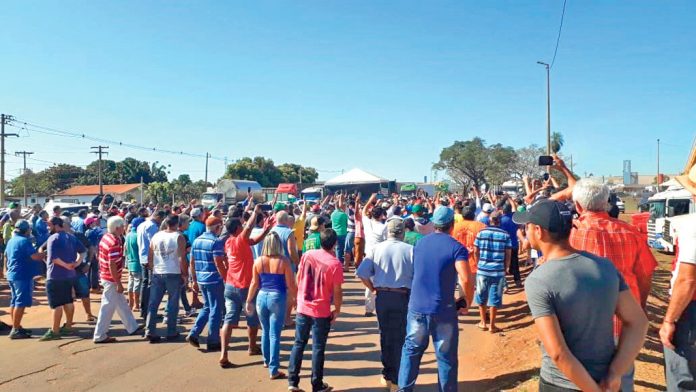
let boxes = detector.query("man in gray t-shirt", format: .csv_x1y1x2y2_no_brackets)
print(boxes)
525,252,627,389
513,199,648,391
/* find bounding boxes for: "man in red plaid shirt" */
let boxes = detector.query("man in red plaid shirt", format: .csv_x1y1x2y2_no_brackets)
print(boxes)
569,179,657,390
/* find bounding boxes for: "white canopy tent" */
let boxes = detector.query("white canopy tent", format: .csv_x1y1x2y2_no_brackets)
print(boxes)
324,168,389,185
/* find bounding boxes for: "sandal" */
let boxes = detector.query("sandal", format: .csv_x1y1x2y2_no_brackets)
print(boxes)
219,359,236,369
95,336,117,344
270,371,287,380
86,315,97,322
476,324,488,331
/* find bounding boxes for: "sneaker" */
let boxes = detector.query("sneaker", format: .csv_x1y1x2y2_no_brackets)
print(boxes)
316,383,333,392
9,328,31,340
39,330,62,341
364,312,375,317
186,335,200,348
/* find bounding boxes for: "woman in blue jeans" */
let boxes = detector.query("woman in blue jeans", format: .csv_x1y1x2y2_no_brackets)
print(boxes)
246,232,297,380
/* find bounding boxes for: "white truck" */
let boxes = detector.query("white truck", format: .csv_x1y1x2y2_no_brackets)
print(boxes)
646,186,695,253
201,179,264,209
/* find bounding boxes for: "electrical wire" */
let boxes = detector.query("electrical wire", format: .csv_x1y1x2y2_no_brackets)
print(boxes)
550,0,567,69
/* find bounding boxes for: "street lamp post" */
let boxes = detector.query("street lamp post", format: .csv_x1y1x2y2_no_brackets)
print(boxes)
537,61,551,155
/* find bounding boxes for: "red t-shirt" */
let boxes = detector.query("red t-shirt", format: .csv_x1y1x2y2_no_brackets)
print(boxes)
99,233,123,283
296,249,344,318
225,235,254,288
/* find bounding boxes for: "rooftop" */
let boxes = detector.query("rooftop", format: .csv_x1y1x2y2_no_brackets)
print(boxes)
54,183,142,196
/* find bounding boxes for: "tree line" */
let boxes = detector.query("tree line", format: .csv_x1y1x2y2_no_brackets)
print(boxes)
434,132,569,190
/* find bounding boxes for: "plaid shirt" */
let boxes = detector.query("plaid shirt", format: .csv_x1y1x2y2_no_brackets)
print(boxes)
570,211,657,336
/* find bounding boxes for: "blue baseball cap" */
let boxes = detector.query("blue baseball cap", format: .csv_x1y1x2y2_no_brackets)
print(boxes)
431,206,455,226
14,219,31,233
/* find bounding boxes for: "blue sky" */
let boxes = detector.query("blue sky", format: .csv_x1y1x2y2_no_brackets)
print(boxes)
2,1,694,184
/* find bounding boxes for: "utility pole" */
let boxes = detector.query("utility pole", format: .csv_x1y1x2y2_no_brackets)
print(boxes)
570,154,574,173
91,145,109,195
204,152,209,186
537,62,551,155
140,176,144,204
657,138,661,188
1,114,19,207
298,168,302,185
15,151,34,207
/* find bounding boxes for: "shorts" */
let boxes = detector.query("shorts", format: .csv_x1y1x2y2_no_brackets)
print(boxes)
345,231,355,255
224,284,259,327
46,278,75,309
128,271,143,293
474,274,505,308
74,273,91,299
9,279,34,308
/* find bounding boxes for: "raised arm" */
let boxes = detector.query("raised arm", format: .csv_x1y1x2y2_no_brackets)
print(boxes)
549,154,577,202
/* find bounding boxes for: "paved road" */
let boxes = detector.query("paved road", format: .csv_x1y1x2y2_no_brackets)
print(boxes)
0,272,532,392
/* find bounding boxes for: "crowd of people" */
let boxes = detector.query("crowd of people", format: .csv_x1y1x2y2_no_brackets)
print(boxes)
2,155,696,392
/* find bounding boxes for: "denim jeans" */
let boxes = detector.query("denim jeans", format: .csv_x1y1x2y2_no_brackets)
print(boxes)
539,377,579,391
257,290,287,376
665,301,696,391
188,281,224,344
398,308,459,392
335,234,346,263
376,291,409,384
145,273,181,337
140,267,151,319
288,313,332,391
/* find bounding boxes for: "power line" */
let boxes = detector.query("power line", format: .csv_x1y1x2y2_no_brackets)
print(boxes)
550,0,568,69
8,119,228,161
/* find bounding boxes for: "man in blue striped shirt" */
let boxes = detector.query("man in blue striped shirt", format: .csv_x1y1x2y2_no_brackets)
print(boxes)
187,216,227,351
474,211,511,333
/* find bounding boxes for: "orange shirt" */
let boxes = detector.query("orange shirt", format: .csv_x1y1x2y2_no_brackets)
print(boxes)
453,219,487,273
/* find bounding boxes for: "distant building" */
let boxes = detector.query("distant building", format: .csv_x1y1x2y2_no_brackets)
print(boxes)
52,183,144,204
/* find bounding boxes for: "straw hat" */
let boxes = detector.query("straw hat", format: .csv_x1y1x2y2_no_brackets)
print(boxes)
675,162,696,196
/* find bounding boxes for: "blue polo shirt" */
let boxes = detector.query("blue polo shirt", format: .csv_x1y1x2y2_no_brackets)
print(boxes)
409,232,468,314
191,231,225,285
5,234,37,281
499,213,520,249
188,220,206,245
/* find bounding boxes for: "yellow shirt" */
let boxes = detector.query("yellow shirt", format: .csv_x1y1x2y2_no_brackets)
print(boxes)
454,213,464,223
293,216,306,251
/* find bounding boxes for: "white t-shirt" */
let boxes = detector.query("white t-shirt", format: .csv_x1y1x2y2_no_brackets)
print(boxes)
671,216,696,295
151,231,183,275
362,217,386,255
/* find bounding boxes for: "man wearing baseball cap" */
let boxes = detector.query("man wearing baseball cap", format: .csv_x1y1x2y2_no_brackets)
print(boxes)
517,199,648,391
356,217,414,389
187,216,227,352
398,206,473,392
660,161,696,390
5,220,46,339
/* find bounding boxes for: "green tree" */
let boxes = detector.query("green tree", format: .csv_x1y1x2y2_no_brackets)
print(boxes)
9,164,86,195
511,144,546,180
434,137,516,190
277,163,319,184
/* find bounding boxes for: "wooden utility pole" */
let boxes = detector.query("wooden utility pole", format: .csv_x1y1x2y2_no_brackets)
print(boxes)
91,145,109,195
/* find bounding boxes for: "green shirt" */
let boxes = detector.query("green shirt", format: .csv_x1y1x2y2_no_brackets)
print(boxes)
404,231,423,246
303,232,322,252
331,210,348,236
125,230,142,272
3,222,14,245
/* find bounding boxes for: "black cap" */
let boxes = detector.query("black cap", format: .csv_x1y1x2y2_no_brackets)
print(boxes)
512,199,572,234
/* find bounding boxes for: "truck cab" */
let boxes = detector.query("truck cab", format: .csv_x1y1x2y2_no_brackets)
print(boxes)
646,187,695,253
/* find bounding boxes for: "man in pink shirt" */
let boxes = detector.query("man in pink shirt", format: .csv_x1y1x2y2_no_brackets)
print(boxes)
288,229,344,392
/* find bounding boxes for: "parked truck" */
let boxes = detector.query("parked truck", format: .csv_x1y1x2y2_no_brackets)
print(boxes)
201,179,264,209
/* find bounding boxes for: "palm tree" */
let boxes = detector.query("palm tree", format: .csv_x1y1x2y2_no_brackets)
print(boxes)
551,132,564,154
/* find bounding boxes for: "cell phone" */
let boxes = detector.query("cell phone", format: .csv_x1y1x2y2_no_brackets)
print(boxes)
247,187,252,193
538,155,554,166
542,173,550,181
260,204,273,212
